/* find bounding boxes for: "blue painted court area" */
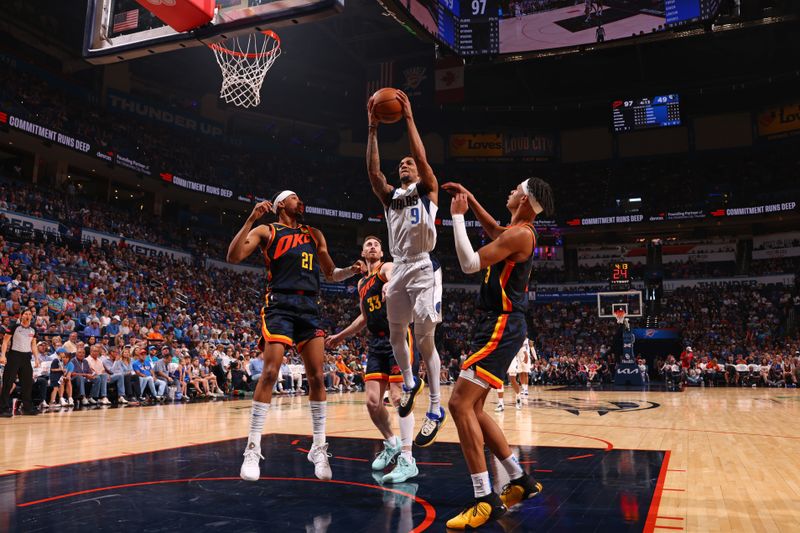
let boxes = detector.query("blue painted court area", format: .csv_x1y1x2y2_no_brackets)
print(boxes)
1,434,666,532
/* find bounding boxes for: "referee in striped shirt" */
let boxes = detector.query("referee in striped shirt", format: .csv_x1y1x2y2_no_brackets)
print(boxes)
1,309,41,416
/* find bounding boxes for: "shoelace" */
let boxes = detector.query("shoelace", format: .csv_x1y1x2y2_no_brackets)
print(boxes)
420,416,438,436
310,447,332,462
243,449,264,462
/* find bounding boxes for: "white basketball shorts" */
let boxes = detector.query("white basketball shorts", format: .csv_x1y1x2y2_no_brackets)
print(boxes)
385,253,442,325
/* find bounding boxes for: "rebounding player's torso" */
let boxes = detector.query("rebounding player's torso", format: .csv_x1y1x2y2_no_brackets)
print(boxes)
478,224,537,314
358,265,389,336
263,223,320,293
385,183,437,260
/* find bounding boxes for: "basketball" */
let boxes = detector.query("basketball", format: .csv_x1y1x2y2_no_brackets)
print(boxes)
371,87,403,124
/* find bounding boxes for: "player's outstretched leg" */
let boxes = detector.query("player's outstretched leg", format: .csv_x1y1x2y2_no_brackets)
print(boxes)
366,379,402,471
413,319,446,447
240,343,283,481
390,321,424,417
382,382,418,483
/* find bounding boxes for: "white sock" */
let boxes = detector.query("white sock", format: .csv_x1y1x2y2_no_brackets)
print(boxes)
401,449,413,461
401,368,415,389
471,471,492,498
310,400,327,446
522,384,529,394
399,411,415,449
501,454,524,480
248,401,270,447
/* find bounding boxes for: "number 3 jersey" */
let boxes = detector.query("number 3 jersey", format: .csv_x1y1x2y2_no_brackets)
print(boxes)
385,183,437,261
262,223,320,294
358,263,389,337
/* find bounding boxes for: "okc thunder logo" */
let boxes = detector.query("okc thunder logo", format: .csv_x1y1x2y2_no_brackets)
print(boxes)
403,67,427,91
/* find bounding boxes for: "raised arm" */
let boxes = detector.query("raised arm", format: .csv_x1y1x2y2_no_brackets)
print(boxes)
227,201,273,264
442,182,504,240
450,193,534,273
397,91,438,205
310,227,364,282
366,97,394,207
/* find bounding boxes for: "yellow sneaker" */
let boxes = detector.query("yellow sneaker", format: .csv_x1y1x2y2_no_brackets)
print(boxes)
500,474,543,508
445,494,506,530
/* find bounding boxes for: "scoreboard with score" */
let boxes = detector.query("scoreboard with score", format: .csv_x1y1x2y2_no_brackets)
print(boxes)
610,262,632,290
612,94,681,133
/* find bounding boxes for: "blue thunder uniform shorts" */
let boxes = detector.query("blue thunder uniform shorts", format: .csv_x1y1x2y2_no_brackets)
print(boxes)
365,329,420,384
461,312,527,389
259,292,325,351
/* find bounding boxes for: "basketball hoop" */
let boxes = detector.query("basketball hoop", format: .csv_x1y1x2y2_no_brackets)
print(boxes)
208,30,281,108
613,308,627,325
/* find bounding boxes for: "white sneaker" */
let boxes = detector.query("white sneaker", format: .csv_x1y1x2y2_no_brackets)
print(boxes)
81,398,89,406
59,398,67,407
88,398,97,405
240,442,264,481
68,398,75,406
99,397,111,405
307,443,332,480
40,401,49,409
495,403,505,412
119,396,129,404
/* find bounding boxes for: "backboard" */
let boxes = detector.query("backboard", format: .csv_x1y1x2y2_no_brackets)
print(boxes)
597,290,643,319
84,0,344,64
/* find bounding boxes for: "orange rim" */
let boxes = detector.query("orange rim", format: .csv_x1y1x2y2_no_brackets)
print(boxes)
208,30,281,59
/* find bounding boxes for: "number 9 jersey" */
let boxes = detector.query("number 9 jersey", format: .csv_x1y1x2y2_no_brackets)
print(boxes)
385,183,437,262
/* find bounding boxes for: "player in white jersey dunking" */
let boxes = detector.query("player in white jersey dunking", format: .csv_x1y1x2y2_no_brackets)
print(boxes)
366,90,446,447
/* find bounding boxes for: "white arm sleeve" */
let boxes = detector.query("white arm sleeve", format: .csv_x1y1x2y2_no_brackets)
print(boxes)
452,214,481,274
330,267,355,282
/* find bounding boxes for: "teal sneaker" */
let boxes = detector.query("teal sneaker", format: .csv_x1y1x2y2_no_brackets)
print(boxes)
382,455,419,484
372,438,402,471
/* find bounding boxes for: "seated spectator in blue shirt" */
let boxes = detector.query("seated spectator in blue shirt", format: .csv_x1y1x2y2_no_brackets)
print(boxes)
83,318,101,338
132,348,164,400
248,356,264,384
104,315,121,337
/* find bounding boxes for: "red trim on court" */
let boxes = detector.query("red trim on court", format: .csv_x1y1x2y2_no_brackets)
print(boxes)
416,461,453,466
291,439,300,445
16,476,436,531
566,454,594,461
334,456,369,462
654,526,683,531
538,431,614,452
519,460,537,464
533,469,553,473
643,450,671,533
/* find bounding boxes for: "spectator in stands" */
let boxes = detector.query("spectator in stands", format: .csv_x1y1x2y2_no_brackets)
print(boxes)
68,349,93,406
86,345,111,405
189,357,210,397
248,354,263,387
109,349,132,404
133,347,163,401
154,348,175,396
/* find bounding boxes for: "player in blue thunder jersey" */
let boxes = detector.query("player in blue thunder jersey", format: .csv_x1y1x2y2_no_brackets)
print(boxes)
366,90,446,448
441,178,554,530
227,191,362,483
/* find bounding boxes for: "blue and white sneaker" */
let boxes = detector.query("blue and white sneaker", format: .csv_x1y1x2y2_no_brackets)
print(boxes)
382,455,419,484
372,438,402,471
414,407,447,447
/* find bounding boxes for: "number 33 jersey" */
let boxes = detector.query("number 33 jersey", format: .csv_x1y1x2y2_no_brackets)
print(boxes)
385,183,437,262
358,263,389,336
263,223,320,294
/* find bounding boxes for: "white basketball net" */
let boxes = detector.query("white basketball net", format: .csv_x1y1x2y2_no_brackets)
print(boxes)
209,31,281,109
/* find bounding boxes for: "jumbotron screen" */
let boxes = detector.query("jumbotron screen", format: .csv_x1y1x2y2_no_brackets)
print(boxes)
398,0,718,55
612,94,681,133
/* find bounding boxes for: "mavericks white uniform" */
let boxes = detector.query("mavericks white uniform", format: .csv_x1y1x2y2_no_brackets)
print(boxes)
384,182,442,324
508,339,533,376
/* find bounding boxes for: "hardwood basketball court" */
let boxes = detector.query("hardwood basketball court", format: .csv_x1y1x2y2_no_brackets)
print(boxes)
2,384,798,531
